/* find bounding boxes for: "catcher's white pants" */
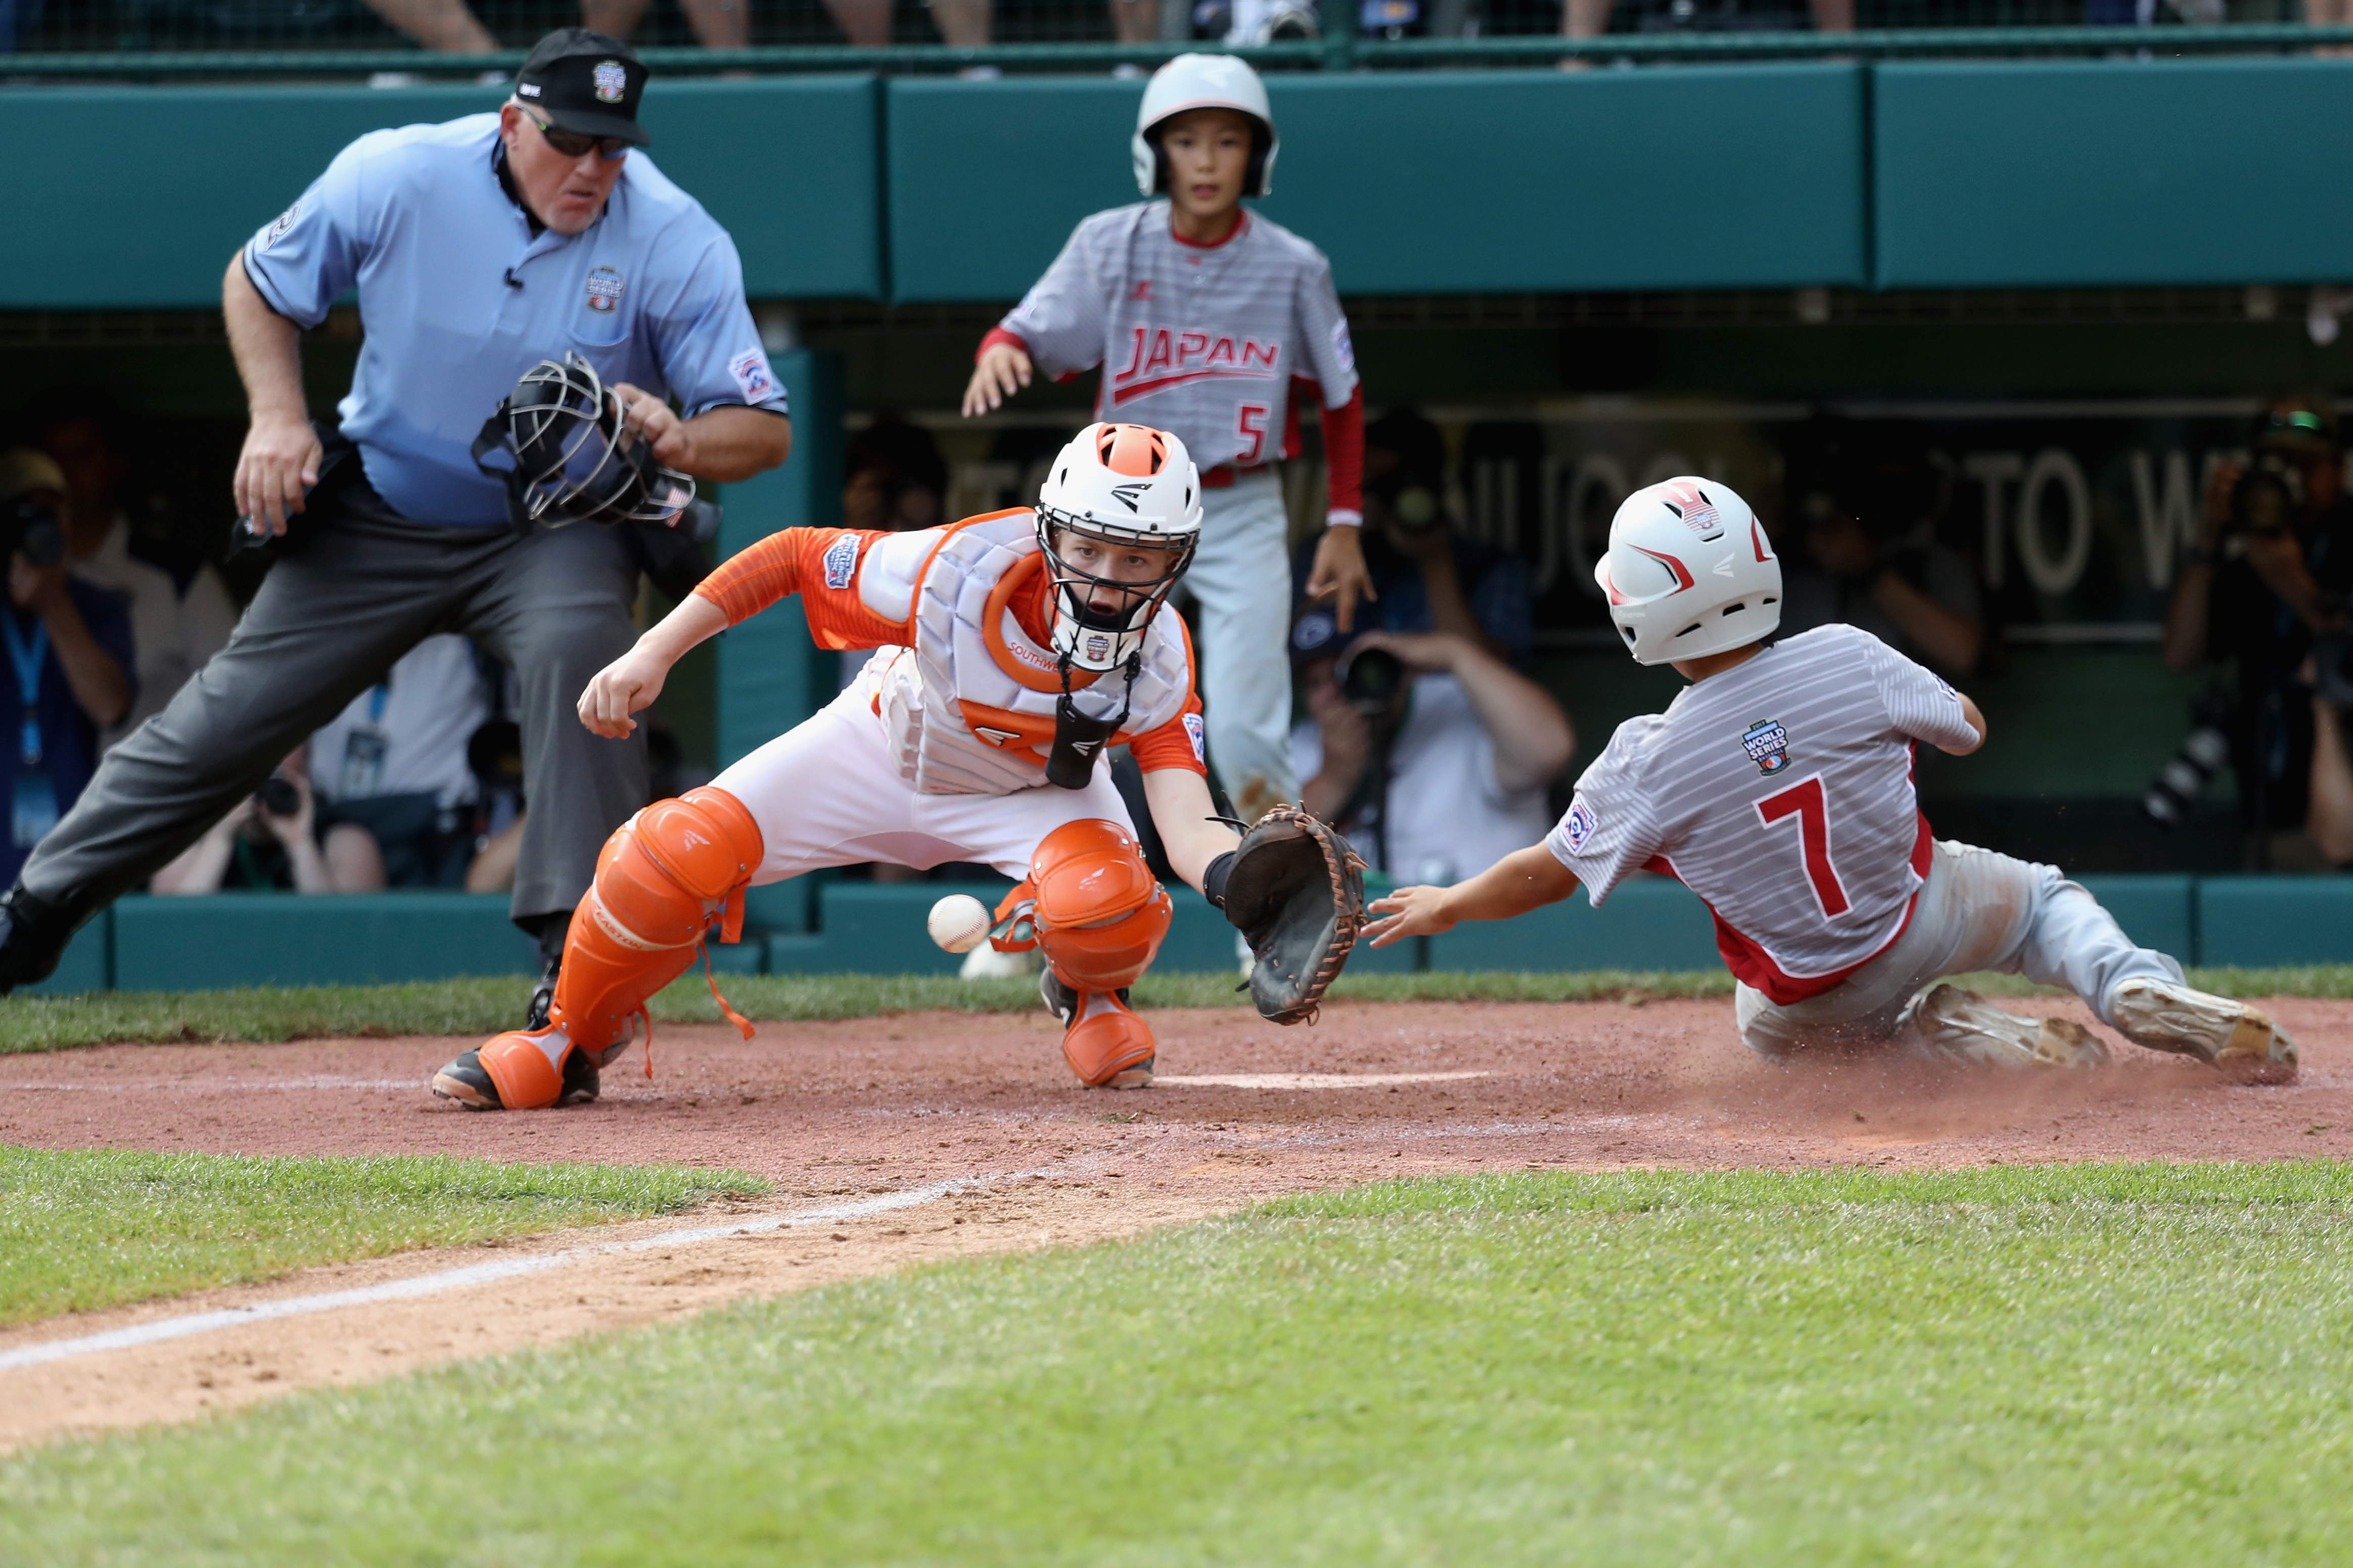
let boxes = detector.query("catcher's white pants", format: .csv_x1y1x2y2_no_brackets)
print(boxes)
1182,468,1297,821
709,685,1137,884
1734,840,2184,1059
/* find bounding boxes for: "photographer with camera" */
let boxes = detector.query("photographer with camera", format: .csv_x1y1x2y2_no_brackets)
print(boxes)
2161,395,2353,860
1286,409,1573,883
150,747,351,895
1777,418,1983,677
0,452,134,889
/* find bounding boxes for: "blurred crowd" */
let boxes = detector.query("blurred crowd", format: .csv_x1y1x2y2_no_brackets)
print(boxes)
3,0,2328,59
1,391,541,899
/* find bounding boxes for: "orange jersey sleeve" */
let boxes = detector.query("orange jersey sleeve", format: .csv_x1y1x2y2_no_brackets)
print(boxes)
1129,689,1208,777
692,528,912,651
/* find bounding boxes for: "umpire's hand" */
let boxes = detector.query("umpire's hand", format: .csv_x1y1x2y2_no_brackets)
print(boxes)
235,413,323,536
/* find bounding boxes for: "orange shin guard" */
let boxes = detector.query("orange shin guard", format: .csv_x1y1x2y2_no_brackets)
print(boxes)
478,1028,568,1110
1062,989,1156,1088
550,786,764,1061
1029,818,1171,993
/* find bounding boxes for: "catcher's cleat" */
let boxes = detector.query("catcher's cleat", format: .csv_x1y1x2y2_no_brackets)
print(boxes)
1903,984,2109,1069
1043,971,1154,1088
430,1029,602,1111
2108,977,2298,1082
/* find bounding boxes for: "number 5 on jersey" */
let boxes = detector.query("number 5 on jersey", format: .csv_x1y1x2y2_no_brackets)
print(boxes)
1756,774,1850,918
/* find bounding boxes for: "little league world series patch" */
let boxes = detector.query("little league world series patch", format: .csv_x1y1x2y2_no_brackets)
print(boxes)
1742,719,1790,776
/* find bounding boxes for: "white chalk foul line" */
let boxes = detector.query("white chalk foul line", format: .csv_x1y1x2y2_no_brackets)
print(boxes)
1154,1071,1492,1090
0,1173,1042,1374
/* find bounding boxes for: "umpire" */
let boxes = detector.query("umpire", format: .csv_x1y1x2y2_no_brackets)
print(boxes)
0,29,792,1003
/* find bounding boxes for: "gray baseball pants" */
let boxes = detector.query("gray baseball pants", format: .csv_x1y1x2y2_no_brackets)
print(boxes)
20,503,645,931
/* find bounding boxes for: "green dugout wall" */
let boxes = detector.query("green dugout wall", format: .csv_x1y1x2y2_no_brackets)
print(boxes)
9,58,2353,308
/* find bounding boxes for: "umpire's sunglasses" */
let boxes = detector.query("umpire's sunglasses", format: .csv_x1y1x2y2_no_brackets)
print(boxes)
526,112,631,163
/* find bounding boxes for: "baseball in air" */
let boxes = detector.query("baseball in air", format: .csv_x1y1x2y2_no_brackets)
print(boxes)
927,893,992,954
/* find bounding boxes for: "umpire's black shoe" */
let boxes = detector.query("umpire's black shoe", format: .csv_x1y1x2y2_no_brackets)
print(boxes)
0,883,78,995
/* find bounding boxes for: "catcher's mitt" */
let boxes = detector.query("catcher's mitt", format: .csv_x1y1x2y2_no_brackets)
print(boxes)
1218,807,1367,1025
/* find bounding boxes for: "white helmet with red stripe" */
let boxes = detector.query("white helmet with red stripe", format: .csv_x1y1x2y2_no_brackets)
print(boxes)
1035,422,1203,673
1596,477,1781,666
1132,53,1278,199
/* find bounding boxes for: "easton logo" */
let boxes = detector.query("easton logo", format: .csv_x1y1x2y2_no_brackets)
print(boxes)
822,533,859,590
1741,719,1790,776
1109,482,1149,513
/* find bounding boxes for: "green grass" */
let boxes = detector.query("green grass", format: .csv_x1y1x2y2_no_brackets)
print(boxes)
6,1163,2353,1563
0,1147,765,1327
3,964,2345,1055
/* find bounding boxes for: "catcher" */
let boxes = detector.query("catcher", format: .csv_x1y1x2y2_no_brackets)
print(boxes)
432,421,1364,1108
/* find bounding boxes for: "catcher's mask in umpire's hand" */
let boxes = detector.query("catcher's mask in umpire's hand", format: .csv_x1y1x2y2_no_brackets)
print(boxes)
472,353,696,528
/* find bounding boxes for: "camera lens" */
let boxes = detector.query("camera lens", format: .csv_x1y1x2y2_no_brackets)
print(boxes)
257,777,301,818
1337,646,1406,712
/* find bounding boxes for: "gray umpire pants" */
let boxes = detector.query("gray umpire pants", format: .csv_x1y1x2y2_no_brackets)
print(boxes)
20,496,645,931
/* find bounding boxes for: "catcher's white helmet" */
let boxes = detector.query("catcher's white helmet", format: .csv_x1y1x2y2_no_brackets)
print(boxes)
1596,477,1781,666
1131,53,1277,200
1034,423,1203,673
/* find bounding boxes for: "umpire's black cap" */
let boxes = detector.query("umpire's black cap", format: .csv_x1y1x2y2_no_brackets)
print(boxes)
515,29,652,148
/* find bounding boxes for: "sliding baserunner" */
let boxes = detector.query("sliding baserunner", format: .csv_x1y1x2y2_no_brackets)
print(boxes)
432,422,1363,1110
1365,477,2297,1078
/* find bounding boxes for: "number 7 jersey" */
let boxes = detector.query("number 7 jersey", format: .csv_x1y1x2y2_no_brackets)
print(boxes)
1544,625,1981,1004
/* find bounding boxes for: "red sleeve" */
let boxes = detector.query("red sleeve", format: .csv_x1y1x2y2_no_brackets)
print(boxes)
693,527,911,651
1321,385,1364,526
976,325,1029,363
1129,690,1208,777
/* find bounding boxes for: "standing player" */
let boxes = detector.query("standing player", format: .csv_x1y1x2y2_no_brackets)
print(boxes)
1365,477,2299,1079
962,53,1370,824
431,423,1359,1110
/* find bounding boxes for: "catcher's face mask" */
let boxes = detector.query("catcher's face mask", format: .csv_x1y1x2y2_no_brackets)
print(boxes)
1037,520,1193,674
472,353,695,528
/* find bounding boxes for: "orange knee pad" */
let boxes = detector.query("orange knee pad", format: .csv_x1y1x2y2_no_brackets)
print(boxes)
1027,818,1170,993
552,786,764,1057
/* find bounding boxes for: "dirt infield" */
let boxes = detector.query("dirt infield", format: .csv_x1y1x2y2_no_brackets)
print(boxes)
5,992,2351,1451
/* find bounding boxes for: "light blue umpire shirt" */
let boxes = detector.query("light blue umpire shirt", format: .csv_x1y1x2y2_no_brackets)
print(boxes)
241,112,787,527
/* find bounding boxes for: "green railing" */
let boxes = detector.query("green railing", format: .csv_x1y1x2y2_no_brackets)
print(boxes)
10,24,2353,79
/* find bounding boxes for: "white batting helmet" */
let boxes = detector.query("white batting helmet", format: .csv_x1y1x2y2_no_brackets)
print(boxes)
1131,53,1277,200
1596,477,1782,666
1035,422,1203,672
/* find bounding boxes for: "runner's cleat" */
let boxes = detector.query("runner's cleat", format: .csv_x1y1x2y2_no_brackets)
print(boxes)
2108,978,2298,1082
1902,984,2109,1069
429,1030,601,1110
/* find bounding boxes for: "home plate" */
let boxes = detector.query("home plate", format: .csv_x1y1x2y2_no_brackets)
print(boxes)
1153,1071,1493,1090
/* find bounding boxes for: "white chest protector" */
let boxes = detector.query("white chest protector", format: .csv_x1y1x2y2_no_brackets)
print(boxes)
852,512,1195,796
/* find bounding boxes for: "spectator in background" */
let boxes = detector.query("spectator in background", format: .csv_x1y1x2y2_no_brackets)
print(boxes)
580,0,753,50
1777,418,1982,677
843,416,948,536
2163,394,2353,854
0,452,133,890
35,390,239,751
2311,662,2353,868
802,0,991,48
1562,0,1850,56
308,634,490,890
150,747,363,894
359,0,500,53
1286,409,1572,882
